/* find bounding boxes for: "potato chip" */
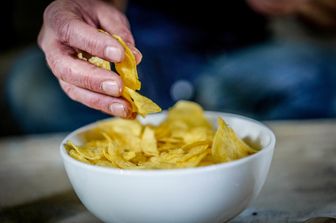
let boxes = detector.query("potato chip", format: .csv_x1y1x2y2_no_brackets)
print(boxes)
112,34,141,90
123,87,161,116
102,133,137,169
183,127,214,144
211,117,257,162
65,100,258,169
65,142,91,164
165,101,212,129
178,150,209,168
76,30,161,117
98,118,142,136
122,151,137,161
180,144,208,162
141,126,159,156
77,52,111,71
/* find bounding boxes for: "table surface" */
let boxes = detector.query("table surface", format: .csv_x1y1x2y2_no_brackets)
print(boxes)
0,120,335,223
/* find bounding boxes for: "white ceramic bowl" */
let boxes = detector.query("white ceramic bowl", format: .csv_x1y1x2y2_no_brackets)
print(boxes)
60,112,276,223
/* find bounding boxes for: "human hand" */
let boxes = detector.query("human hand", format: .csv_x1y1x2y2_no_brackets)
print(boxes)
38,0,142,118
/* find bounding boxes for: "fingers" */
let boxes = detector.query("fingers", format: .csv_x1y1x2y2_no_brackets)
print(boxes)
128,45,143,65
44,2,125,63
45,41,123,97
43,0,142,64
59,19,127,62
59,80,134,118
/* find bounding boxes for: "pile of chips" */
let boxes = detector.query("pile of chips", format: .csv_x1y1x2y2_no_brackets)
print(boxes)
78,31,161,116
65,101,259,169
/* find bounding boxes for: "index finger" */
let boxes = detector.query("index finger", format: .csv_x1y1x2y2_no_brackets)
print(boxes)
54,17,126,63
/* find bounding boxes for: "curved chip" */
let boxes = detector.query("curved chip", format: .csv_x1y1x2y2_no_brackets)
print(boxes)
112,34,141,90
211,117,256,162
123,87,161,116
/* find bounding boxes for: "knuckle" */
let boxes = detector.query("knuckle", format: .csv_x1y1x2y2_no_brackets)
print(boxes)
43,0,78,44
83,38,101,54
59,65,73,82
86,95,102,109
63,84,73,96
57,20,73,44
46,53,60,75
80,72,96,91
60,82,75,99
46,53,70,81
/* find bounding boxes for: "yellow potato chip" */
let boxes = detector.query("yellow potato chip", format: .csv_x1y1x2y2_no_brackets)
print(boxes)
183,127,214,144
159,148,184,164
102,133,137,169
141,126,159,156
165,100,212,129
65,142,91,164
180,144,208,162
122,151,137,161
157,142,182,152
98,119,143,136
178,150,209,168
89,57,111,71
211,117,255,162
77,52,111,70
66,101,258,169
112,34,141,90
123,87,162,116
130,152,148,164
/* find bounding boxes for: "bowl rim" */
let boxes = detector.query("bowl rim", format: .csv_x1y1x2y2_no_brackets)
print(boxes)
60,111,276,176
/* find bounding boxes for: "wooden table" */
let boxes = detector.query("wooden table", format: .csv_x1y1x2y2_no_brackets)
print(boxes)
0,120,335,223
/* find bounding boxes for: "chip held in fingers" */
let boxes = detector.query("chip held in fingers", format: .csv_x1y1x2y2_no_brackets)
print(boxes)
77,30,161,117
112,34,141,91
65,100,259,170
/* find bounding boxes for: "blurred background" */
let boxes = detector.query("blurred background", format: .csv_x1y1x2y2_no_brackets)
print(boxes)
0,0,51,136
1,0,336,137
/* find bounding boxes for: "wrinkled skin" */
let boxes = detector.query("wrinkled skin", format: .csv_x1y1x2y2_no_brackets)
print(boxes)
38,0,141,118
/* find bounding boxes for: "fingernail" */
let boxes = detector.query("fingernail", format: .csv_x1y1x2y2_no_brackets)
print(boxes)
131,47,142,63
105,46,123,62
132,47,142,56
109,103,128,117
102,81,120,96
